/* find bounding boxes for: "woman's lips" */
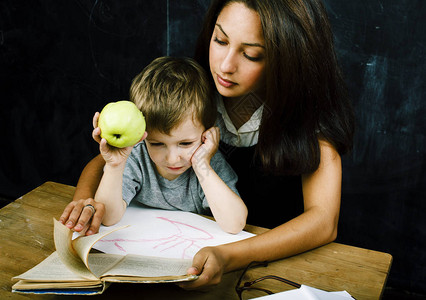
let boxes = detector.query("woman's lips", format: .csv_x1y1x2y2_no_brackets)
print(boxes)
217,74,236,88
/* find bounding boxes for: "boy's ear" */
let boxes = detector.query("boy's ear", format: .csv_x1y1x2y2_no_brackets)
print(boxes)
139,131,148,142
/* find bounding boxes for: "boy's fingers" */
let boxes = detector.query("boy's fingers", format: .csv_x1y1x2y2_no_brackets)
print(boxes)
92,127,101,143
99,138,109,154
92,112,100,128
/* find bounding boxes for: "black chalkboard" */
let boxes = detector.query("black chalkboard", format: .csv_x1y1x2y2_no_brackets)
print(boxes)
0,0,425,295
324,0,426,294
0,0,206,198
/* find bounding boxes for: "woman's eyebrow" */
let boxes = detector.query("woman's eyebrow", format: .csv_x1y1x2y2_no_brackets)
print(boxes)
215,23,265,48
243,41,265,48
215,23,229,38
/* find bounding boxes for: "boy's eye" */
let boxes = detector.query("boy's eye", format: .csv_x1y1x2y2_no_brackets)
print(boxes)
180,142,194,147
148,142,163,147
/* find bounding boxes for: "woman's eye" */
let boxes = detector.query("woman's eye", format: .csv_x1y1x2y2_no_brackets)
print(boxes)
244,53,263,62
214,36,227,45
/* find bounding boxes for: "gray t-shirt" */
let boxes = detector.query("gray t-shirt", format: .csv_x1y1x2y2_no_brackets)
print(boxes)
122,141,239,215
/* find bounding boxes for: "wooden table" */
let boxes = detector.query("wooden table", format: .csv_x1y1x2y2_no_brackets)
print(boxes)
0,182,392,299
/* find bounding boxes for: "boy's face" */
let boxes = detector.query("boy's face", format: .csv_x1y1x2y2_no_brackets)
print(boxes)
145,115,205,181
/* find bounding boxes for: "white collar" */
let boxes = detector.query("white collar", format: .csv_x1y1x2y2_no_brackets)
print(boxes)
216,95,263,134
216,94,263,147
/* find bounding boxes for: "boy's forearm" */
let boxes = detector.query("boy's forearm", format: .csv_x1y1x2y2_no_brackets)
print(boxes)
193,164,248,234
73,154,105,202
94,164,127,226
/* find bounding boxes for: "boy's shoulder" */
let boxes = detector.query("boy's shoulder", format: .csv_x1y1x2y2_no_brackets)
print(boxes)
211,149,226,162
130,141,146,154
209,149,238,187
210,149,232,171
126,141,149,164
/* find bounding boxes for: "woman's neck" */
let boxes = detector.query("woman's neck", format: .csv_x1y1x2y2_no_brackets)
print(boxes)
223,93,264,130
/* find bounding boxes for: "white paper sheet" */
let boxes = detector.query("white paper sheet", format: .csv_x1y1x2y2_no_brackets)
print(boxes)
253,285,353,300
83,204,254,259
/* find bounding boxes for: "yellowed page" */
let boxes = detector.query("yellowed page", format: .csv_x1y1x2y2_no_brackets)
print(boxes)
71,224,127,272
101,255,196,279
53,219,128,279
53,219,97,280
12,280,103,290
87,253,125,278
12,252,92,282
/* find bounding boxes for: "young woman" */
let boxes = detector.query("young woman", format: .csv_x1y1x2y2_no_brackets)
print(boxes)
60,0,354,288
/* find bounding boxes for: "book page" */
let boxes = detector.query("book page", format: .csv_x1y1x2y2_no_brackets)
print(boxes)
53,219,97,280
86,253,126,278
13,252,95,282
255,285,353,299
53,219,127,280
101,255,193,278
12,280,104,290
71,223,128,271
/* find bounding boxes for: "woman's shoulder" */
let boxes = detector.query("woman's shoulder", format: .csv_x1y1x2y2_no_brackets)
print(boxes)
317,139,341,166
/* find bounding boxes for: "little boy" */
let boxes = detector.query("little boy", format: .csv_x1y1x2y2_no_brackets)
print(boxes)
94,56,247,234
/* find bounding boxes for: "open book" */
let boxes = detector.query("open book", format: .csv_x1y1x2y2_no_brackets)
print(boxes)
12,219,197,295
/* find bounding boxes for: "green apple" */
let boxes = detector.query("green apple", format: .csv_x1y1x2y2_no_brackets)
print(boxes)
98,100,146,148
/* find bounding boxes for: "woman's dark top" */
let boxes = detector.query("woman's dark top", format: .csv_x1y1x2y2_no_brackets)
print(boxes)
219,142,304,229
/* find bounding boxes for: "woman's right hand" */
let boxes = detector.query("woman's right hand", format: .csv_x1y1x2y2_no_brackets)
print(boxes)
59,198,105,235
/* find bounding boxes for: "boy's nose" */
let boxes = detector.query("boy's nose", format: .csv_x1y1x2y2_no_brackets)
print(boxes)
166,149,180,165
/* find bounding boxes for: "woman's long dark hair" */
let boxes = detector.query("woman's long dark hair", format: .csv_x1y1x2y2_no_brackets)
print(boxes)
195,0,355,175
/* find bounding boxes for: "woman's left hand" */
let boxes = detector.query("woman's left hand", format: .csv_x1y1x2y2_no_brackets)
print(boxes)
178,246,227,289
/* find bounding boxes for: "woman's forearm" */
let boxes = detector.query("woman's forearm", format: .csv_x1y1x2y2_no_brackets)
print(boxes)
73,154,105,201
183,205,339,290
220,207,338,273
221,142,341,272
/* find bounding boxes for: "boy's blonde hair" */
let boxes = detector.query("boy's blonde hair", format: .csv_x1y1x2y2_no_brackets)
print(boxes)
130,56,216,134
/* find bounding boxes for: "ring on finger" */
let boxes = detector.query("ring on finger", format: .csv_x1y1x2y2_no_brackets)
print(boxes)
84,204,96,216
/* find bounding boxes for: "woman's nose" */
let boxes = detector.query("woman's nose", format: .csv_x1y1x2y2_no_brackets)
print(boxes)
220,50,237,74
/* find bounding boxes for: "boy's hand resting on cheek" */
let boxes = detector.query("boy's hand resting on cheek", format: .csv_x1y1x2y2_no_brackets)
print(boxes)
191,127,220,172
